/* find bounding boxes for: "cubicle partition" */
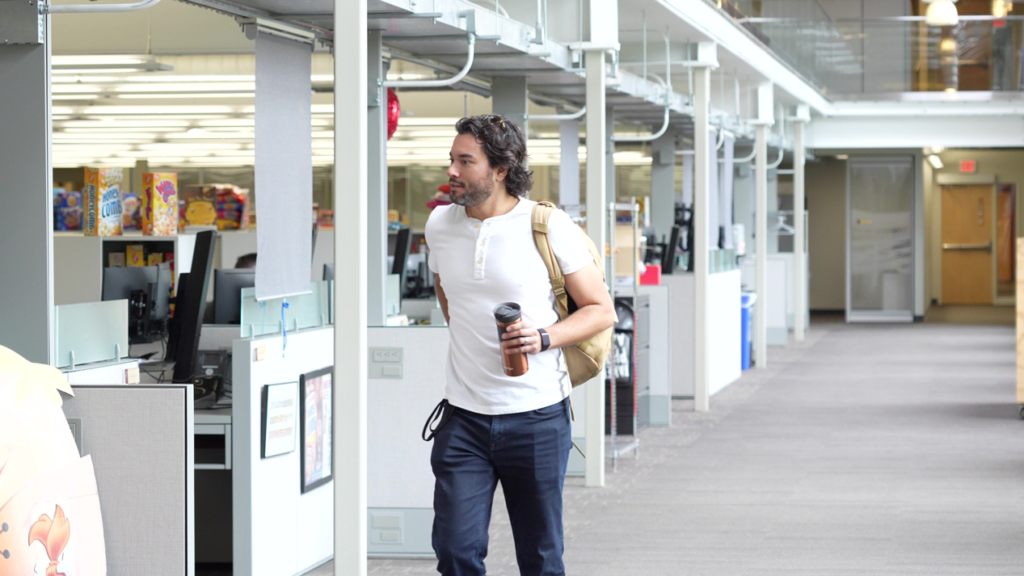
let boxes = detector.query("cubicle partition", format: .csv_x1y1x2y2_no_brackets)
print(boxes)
232,326,334,576
741,253,810,346
61,384,195,575
664,270,743,398
366,326,447,556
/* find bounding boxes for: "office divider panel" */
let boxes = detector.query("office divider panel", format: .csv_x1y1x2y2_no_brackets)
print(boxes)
61,384,195,576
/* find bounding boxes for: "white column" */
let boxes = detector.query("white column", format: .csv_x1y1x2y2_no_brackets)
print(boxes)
366,30,388,326
334,1,368,573
692,61,712,413
754,125,768,367
0,18,53,365
792,106,808,342
584,49,607,488
492,76,529,134
753,83,773,368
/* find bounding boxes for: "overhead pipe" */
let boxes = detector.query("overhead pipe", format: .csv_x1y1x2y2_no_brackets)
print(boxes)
385,34,475,88
385,11,476,89
614,27,671,143
767,146,785,169
529,106,586,121
46,0,161,13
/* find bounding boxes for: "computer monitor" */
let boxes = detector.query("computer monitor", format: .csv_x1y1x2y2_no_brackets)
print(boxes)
661,226,681,275
170,230,217,384
213,268,256,324
391,228,412,310
102,265,172,343
102,266,157,304
323,263,334,282
152,263,172,321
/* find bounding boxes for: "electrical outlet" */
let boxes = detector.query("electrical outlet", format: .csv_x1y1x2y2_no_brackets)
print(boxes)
369,347,403,379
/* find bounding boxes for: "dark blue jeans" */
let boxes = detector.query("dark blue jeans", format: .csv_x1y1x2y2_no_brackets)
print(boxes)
431,397,572,576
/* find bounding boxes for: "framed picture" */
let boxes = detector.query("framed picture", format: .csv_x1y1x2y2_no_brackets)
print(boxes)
300,366,333,493
261,382,298,459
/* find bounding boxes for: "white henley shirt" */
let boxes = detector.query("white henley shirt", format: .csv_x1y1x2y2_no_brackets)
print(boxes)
425,198,594,415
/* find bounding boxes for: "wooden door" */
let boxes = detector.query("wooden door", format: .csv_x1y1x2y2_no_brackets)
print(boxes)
942,185,994,304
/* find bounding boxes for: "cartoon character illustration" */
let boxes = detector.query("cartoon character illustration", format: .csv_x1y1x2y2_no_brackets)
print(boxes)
28,506,70,576
0,346,106,576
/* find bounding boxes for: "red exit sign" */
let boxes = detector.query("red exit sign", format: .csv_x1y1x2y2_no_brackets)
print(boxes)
960,160,977,173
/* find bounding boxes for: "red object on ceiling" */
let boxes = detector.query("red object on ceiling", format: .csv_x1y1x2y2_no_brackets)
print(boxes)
960,160,977,173
387,88,400,140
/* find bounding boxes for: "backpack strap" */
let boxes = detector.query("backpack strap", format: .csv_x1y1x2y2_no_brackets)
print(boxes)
532,201,569,316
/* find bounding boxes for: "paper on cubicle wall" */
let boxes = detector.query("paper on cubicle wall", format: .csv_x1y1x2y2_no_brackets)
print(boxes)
0,345,107,575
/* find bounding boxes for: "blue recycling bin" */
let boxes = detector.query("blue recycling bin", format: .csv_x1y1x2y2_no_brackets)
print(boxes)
740,293,757,370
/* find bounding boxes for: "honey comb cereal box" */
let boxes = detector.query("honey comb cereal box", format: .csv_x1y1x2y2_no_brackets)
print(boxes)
147,253,164,266
142,173,179,236
83,167,124,236
126,244,145,267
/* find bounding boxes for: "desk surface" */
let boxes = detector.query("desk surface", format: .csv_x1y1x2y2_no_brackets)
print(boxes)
195,408,232,425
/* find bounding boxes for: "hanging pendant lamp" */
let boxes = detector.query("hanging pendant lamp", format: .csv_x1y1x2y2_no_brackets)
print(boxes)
925,0,959,27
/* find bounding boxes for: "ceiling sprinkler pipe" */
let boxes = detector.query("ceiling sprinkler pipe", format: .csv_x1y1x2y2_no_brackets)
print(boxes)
46,0,161,13
529,106,586,121
385,34,476,89
613,105,670,143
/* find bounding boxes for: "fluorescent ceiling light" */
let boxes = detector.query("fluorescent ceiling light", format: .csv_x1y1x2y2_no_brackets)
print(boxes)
927,155,944,169
931,146,945,153
116,93,255,99
836,154,849,160
925,0,959,26
52,94,100,101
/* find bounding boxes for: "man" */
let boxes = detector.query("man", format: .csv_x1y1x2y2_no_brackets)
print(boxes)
425,114,616,576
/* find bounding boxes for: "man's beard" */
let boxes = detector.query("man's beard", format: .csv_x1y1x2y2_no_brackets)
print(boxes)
449,171,495,208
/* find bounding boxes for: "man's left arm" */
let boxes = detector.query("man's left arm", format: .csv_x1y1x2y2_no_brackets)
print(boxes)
501,263,616,355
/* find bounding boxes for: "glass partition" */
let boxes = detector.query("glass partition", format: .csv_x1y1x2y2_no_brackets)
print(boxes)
55,300,130,368
239,281,331,337
847,157,915,322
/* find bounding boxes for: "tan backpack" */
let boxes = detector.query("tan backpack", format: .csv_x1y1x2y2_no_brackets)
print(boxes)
531,200,614,388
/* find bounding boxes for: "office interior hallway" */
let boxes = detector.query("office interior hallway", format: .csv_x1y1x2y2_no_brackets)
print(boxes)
356,321,1023,575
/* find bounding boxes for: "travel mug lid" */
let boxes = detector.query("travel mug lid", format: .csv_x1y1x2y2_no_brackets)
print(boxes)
493,302,522,324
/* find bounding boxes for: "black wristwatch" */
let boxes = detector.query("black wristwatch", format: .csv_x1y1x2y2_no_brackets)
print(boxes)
537,328,551,352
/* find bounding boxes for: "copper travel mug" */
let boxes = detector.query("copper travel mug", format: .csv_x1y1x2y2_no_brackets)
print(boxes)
494,302,529,377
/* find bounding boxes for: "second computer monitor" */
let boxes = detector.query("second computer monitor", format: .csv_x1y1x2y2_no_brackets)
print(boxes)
214,268,256,324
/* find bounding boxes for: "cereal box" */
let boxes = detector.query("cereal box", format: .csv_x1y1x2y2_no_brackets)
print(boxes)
126,244,145,267
83,168,124,236
122,193,142,231
147,253,164,266
142,173,179,236
181,185,217,227
108,253,125,268
53,189,83,231
214,185,250,230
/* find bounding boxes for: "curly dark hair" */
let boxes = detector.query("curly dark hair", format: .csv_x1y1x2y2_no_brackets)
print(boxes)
454,114,534,198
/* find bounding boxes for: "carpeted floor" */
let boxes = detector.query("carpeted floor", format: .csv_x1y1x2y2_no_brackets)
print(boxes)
346,320,1023,576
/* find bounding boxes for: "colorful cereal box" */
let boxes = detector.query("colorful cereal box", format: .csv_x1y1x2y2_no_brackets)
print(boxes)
142,173,179,236
181,185,217,227
122,193,142,231
108,253,126,268
126,244,145,267
53,189,83,231
147,253,164,266
83,168,124,236
214,185,250,230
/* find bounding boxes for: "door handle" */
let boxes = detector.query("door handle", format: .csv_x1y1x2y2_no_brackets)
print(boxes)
942,241,993,253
